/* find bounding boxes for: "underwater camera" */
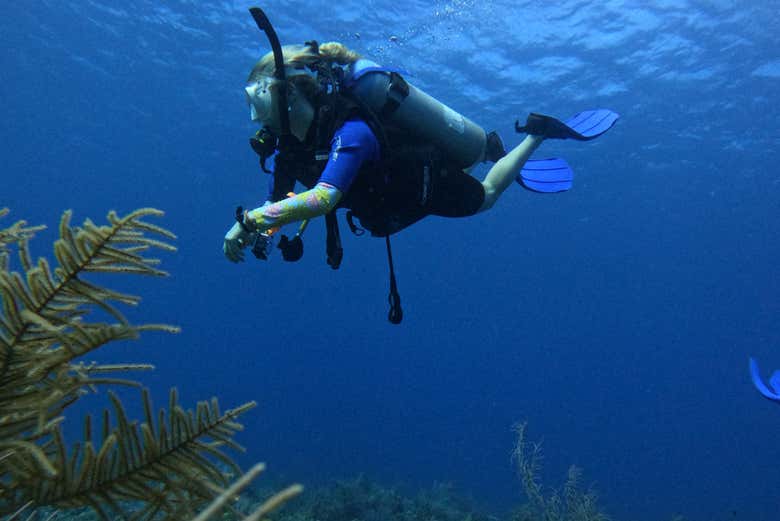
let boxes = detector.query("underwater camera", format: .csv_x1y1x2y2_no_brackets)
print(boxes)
251,232,275,260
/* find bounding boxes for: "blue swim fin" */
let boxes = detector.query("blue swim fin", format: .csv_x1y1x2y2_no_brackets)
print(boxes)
515,109,620,141
516,157,573,193
749,357,780,402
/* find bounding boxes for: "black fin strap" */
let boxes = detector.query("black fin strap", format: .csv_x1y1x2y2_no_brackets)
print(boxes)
325,212,343,270
385,235,403,324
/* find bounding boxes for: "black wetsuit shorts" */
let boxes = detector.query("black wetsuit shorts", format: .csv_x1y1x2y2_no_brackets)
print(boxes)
345,145,485,236
424,164,485,217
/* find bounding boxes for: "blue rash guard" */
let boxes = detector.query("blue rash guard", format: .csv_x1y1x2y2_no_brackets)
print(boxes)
319,117,381,192
266,117,381,199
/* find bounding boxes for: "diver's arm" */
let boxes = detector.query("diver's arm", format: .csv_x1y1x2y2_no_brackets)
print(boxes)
244,182,342,231
245,118,379,231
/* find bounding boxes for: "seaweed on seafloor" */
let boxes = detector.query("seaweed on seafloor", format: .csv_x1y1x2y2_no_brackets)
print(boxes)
256,474,494,521
509,422,609,521
0,207,301,521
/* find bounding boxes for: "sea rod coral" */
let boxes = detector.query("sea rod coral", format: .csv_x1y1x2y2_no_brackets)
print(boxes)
0,207,300,521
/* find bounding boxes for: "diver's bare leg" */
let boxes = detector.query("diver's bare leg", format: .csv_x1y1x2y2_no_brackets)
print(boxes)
479,135,544,212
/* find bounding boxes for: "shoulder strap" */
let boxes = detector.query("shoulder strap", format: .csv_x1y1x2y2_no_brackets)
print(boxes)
310,93,363,155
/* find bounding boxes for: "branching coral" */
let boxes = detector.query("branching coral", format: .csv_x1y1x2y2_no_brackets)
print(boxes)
511,422,609,521
0,207,301,521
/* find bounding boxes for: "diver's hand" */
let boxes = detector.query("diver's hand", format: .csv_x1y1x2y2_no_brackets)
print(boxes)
223,221,254,263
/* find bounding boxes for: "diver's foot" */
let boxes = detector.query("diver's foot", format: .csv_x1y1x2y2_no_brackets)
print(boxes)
516,109,620,141
515,113,571,139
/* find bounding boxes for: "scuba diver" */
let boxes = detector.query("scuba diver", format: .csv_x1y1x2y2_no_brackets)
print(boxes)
223,7,618,323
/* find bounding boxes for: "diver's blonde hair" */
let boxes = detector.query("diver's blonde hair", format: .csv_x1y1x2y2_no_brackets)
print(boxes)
248,42,361,99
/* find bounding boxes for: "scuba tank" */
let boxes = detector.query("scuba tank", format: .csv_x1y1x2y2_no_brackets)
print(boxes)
344,59,488,170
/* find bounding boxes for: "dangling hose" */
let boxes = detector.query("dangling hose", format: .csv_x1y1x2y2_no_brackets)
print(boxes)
385,236,403,324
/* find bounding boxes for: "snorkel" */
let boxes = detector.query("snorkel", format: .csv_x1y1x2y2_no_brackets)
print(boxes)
248,7,292,147
235,8,309,262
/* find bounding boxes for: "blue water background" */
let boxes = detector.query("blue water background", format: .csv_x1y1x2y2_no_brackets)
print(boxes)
2,1,779,520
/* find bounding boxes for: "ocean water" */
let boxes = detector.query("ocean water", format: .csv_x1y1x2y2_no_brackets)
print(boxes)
2,1,779,520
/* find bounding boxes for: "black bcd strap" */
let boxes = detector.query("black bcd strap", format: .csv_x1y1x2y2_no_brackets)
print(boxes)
325,212,343,269
380,72,410,121
343,211,403,325
385,235,403,324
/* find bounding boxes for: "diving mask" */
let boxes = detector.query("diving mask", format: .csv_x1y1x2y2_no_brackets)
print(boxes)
245,76,280,124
